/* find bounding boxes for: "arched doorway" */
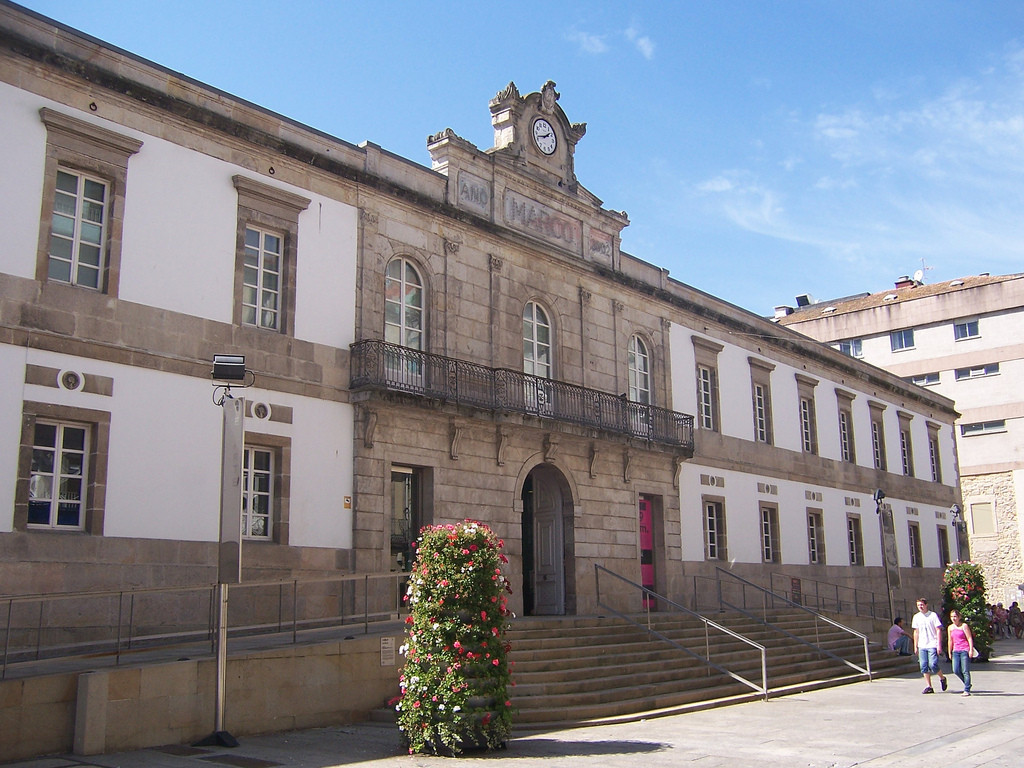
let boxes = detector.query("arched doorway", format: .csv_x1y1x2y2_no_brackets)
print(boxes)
521,463,574,615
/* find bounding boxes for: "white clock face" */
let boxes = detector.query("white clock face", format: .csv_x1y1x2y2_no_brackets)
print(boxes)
533,118,557,155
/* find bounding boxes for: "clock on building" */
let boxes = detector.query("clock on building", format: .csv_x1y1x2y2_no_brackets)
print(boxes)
532,118,557,155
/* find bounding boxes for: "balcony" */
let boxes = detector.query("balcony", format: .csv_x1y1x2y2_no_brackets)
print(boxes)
350,339,694,451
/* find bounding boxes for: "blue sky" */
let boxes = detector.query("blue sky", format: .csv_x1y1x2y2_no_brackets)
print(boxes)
17,1,1024,315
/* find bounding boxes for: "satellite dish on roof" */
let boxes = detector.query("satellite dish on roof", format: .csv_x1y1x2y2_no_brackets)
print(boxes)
913,269,924,283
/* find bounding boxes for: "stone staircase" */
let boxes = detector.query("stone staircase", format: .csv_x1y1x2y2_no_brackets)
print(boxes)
503,610,916,728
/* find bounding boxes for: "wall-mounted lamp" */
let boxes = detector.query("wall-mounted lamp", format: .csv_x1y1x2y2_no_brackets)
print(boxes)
211,354,254,404
950,503,965,531
873,488,886,513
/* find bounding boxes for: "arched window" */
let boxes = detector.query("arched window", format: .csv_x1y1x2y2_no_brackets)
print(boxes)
384,257,424,350
523,301,552,378
628,335,651,404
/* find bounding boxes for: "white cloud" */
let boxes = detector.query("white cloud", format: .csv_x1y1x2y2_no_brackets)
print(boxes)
625,25,655,60
697,176,734,193
566,29,608,55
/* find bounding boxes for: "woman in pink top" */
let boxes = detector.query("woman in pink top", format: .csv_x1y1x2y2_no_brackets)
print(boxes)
947,609,976,696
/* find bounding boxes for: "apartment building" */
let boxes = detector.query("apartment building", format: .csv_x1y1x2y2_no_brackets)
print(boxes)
776,272,1024,603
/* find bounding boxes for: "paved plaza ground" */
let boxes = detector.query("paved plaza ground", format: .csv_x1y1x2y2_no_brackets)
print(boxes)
5,637,1023,768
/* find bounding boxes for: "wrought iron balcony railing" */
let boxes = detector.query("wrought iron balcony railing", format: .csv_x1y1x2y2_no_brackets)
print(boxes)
350,339,694,450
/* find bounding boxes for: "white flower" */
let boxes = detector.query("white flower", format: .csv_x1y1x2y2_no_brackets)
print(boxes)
453,705,461,712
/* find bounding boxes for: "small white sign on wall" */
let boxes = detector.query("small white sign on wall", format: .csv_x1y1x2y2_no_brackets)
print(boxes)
380,636,396,667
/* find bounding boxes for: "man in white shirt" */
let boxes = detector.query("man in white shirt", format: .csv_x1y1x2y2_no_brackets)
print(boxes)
912,597,948,694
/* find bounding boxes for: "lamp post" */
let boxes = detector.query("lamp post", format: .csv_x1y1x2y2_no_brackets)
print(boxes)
199,355,252,748
874,489,899,621
949,503,965,562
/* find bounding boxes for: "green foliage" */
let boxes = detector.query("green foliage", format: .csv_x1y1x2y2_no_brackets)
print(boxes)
396,520,513,754
940,560,992,659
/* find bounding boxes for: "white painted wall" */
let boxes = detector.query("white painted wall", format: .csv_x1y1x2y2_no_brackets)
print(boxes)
0,82,48,280
0,346,29,533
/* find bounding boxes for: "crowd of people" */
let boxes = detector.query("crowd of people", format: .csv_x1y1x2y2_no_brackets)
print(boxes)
986,601,1023,639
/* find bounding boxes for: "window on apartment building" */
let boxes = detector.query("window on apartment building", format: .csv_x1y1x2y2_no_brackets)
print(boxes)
911,372,940,387
704,499,727,561
17,402,110,533
927,424,942,483
936,526,951,569
523,301,552,378
241,434,290,543
898,414,914,477
233,175,309,335
953,319,979,340
968,501,996,536
761,505,780,563
37,109,142,295
837,339,863,358
869,403,887,471
385,257,425,350
908,522,923,568
961,420,1006,437
836,390,856,464
890,329,915,352
807,510,826,565
796,375,818,455
749,358,775,445
847,515,864,566
692,337,724,432
628,335,651,404
954,363,999,380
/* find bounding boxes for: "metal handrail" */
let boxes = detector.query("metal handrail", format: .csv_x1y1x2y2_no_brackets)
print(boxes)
595,565,768,701
2,571,410,679
768,572,911,621
715,568,872,680
350,339,695,450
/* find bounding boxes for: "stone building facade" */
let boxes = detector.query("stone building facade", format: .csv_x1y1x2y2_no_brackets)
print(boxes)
0,1,960,625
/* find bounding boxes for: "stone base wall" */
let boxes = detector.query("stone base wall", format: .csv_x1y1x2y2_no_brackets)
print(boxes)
0,632,404,762
962,470,1024,605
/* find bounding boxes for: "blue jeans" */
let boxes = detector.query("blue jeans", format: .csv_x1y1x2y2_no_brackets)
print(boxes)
893,635,912,655
918,647,940,675
951,650,972,692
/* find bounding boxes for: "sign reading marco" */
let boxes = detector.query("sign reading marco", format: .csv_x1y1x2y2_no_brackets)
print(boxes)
504,190,582,254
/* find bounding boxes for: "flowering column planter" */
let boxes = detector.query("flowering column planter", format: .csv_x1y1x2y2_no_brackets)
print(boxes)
396,521,513,754
941,560,993,661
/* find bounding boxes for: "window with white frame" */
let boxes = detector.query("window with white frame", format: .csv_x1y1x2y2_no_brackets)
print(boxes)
704,499,727,560
242,447,274,539
911,372,939,387
628,335,651,404
908,522,922,568
692,336,724,433
37,109,142,296
836,389,856,464
796,375,818,455
385,257,425,350
749,356,775,444
233,175,309,336
890,328,915,351
242,226,283,330
847,515,864,566
899,424,914,477
27,421,89,529
961,420,1006,437
523,301,552,379
927,424,942,483
807,510,825,565
761,505,780,563
953,319,979,340
837,339,863,358
869,402,887,471
954,363,999,380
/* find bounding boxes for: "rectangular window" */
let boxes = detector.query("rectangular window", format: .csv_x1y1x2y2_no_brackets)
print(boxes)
969,501,996,536
890,328,915,351
242,447,274,538
704,499,727,561
954,363,999,380
808,510,825,565
27,421,89,529
961,420,1006,437
391,466,432,572
800,397,817,454
871,419,887,470
936,526,951,569
48,169,108,289
242,226,283,330
900,428,914,476
697,365,718,431
839,410,854,462
754,385,770,442
37,109,142,296
837,339,863,358
908,522,923,568
928,433,942,483
761,505,780,563
954,319,979,340
911,372,940,387
847,515,864,566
